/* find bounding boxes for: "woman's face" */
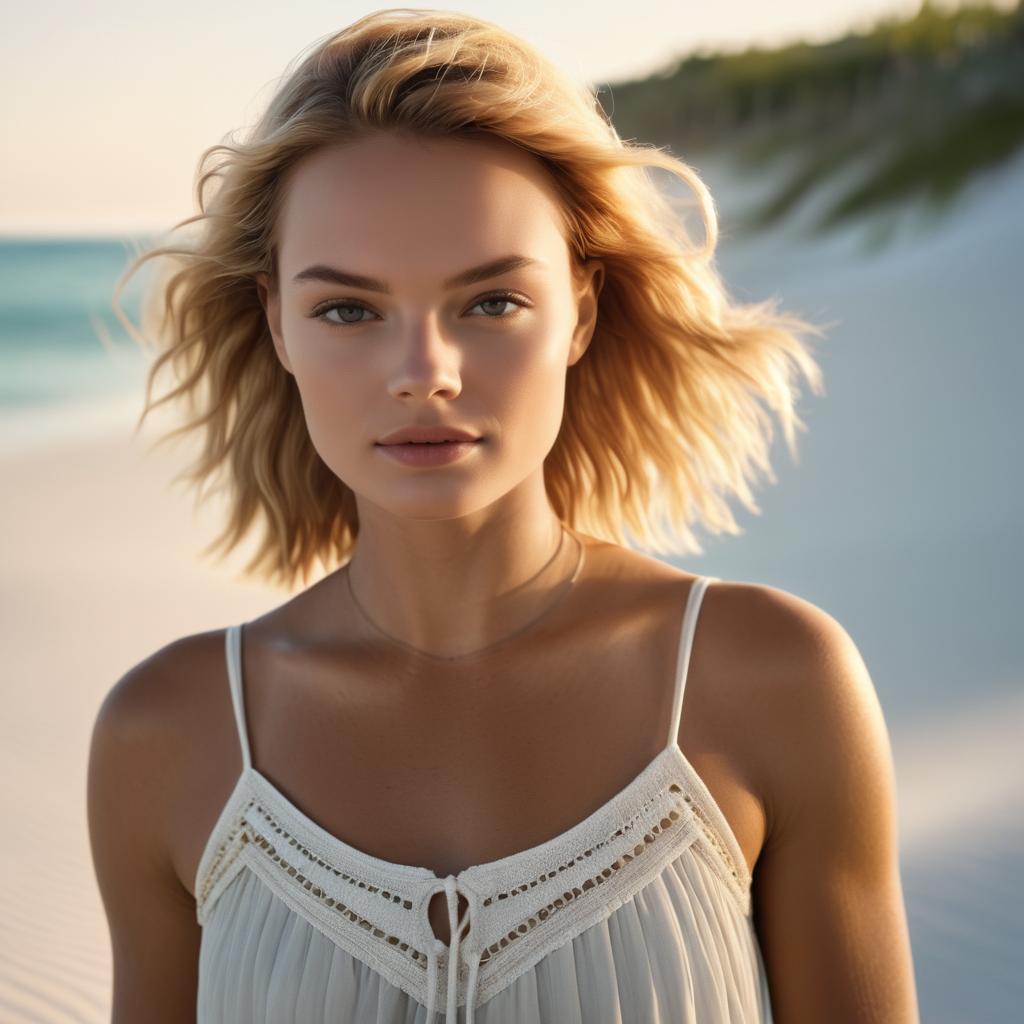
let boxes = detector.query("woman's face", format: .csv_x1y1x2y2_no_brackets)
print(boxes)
256,131,603,524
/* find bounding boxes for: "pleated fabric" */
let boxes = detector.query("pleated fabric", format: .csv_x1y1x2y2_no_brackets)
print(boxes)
198,846,771,1023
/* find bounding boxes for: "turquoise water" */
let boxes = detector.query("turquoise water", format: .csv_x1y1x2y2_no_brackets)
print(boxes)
0,235,152,411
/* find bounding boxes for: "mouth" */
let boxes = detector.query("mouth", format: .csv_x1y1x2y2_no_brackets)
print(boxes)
376,439,484,446
374,437,485,466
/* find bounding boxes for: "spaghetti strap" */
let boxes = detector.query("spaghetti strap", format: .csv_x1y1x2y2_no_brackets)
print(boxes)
224,624,253,772
666,576,717,750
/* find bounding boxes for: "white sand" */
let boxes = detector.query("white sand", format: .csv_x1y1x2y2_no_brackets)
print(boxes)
0,406,285,1021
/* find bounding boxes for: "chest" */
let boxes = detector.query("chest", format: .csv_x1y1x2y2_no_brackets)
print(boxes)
176,583,767,943
247,624,677,869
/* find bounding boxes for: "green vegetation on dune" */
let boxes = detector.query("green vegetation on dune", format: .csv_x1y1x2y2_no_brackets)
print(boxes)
597,1,1024,239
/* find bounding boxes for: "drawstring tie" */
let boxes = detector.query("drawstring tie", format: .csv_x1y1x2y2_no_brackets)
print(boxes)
423,874,484,1023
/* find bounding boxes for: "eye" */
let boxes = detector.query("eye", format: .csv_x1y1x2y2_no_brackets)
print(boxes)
308,289,532,328
466,290,531,319
312,301,378,326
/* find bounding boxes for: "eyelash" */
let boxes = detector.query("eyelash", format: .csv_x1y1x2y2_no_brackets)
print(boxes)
309,289,532,327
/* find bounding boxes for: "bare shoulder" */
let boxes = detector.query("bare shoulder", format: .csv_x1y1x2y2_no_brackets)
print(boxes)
93,629,226,749
593,545,869,725
87,628,231,1018
694,578,892,827
586,544,864,726
700,575,854,675
709,580,890,817
89,630,234,880
614,553,865,709
695,579,918,1021
593,546,883,793
91,629,234,812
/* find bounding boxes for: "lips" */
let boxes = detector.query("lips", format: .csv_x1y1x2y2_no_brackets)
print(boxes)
376,425,483,445
376,436,483,466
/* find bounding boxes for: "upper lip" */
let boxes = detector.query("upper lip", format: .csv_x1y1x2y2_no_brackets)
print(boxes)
376,425,483,445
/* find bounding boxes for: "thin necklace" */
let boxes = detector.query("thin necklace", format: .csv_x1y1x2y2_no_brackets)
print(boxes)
343,526,586,662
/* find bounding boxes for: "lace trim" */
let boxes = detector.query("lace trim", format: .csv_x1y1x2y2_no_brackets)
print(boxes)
197,816,244,911
481,783,679,904
473,783,688,966
198,796,435,974
253,807,436,967
686,793,745,889
196,753,751,1011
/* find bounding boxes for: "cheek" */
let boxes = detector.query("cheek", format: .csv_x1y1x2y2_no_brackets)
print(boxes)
480,334,570,449
286,341,369,454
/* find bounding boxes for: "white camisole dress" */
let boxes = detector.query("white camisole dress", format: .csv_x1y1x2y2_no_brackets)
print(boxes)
194,575,774,1022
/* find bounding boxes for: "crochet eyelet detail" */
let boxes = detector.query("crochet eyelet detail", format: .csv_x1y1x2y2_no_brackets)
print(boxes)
198,819,246,909
681,791,742,885
475,781,690,965
199,798,417,911
246,822,433,966
197,763,747,984
200,797,434,970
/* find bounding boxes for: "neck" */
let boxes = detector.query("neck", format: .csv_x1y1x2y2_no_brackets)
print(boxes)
342,502,584,662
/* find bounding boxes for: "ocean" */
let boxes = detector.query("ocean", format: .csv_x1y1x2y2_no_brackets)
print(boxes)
0,235,154,452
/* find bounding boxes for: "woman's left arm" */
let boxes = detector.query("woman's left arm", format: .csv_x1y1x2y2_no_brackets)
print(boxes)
751,593,920,1023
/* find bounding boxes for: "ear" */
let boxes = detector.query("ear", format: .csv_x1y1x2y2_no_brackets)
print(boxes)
254,271,293,375
567,259,604,368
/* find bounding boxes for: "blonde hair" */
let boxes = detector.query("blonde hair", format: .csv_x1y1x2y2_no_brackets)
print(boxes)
114,7,826,591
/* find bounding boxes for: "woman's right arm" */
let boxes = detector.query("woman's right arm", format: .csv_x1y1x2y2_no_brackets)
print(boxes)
87,652,201,1022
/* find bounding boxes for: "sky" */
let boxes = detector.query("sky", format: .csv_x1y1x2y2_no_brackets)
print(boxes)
1,0,1008,235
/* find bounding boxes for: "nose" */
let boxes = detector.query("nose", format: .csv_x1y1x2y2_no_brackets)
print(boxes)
386,318,463,401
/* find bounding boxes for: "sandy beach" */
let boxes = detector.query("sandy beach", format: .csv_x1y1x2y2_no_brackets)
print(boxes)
0,409,284,1021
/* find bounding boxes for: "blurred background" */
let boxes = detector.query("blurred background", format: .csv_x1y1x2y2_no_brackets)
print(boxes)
2,1,1021,1020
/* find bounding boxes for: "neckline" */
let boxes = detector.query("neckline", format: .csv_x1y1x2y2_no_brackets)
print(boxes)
198,739,752,900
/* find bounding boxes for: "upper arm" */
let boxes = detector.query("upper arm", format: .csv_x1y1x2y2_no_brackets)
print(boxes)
750,590,919,1023
87,647,201,1022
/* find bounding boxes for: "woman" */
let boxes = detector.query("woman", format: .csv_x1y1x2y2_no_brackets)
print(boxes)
88,8,919,1022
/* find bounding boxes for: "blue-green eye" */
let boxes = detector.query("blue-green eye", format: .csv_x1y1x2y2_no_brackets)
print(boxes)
467,291,529,318
310,289,531,328
314,302,378,326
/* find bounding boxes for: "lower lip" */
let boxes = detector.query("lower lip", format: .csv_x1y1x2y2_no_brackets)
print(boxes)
375,439,484,466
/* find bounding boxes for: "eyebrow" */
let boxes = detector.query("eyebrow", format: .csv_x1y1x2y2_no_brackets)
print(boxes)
291,254,544,293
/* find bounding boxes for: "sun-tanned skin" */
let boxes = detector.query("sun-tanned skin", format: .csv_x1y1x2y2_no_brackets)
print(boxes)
88,132,919,1022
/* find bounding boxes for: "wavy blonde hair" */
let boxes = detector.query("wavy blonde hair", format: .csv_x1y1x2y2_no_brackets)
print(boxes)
114,7,826,591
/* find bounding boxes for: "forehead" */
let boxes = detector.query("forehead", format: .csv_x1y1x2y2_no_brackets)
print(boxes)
275,132,571,276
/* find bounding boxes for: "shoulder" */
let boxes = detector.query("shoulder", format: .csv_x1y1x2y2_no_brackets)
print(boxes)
91,628,229,752
656,571,891,870
701,575,854,672
87,631,230,1014
698,580,917,1018
591,543,861,699
89,628,234,845
601,548,878,773
590,543,864,694
700,578,888,817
